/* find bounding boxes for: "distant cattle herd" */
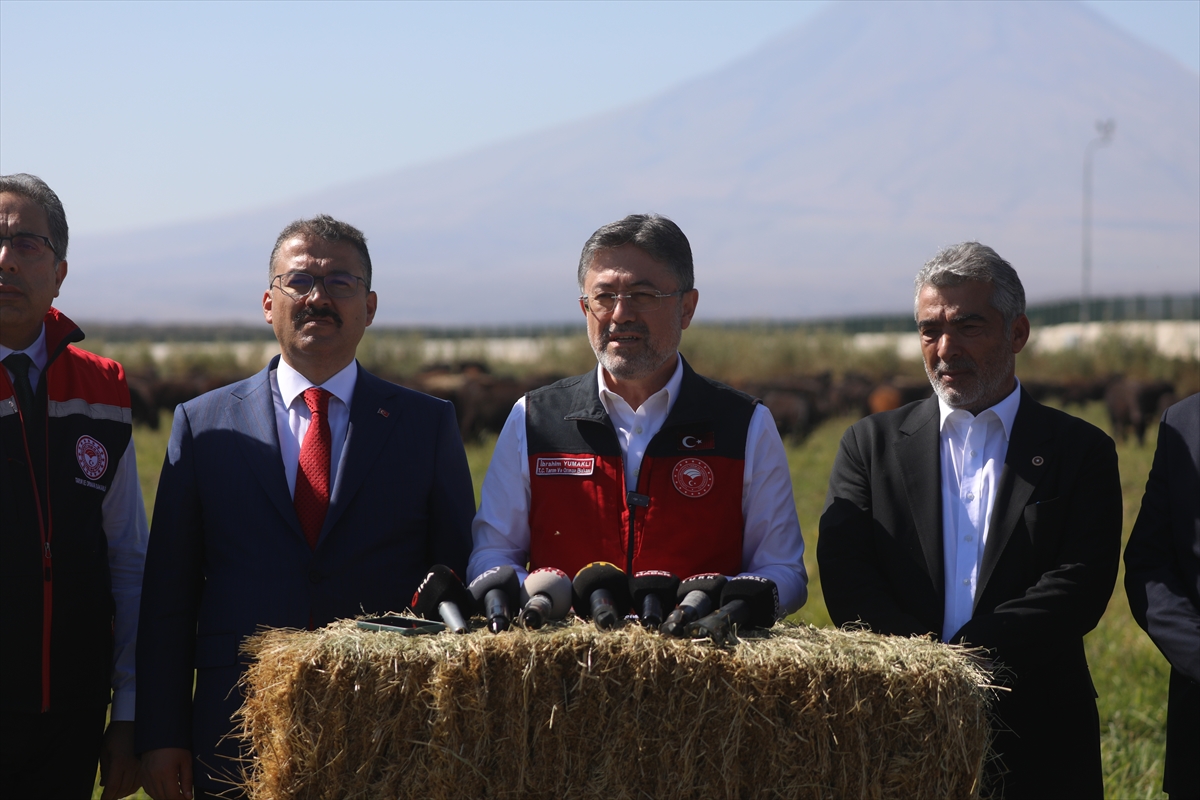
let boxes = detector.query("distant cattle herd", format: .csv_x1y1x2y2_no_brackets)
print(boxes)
125,364,1181,448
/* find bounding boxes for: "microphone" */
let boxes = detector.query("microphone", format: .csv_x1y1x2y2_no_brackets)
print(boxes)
411,564,472,634
660,573,727,637
468,565,521,634
686,576,779,644
519,567,573,629
572,561,632,631
629,570,680,629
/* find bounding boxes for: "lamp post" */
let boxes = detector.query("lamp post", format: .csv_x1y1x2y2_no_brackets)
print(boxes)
1081,119,1115,324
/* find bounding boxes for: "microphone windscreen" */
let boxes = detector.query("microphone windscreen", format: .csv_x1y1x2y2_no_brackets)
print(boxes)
676,573,728,605
468,565,521,607
412,564,473,620
520,567,572,620
629,570,680,606
719,576,780,627
572,562,632,619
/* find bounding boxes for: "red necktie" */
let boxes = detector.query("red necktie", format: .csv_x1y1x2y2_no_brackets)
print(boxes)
294,387,332,550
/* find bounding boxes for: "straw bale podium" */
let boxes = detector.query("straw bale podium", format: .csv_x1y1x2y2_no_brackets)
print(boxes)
237,620,992,799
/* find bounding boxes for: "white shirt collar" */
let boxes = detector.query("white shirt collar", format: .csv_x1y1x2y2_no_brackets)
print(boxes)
275,357,358,410
938,377,1022,441
0,323,49,371
596,352,684,415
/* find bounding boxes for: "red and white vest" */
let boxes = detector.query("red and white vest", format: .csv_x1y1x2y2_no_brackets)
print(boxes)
526,358,758,580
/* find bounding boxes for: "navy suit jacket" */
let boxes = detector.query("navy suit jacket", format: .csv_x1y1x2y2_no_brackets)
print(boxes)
818,390,1121,796
135,359,475,791
1124,392,1200,795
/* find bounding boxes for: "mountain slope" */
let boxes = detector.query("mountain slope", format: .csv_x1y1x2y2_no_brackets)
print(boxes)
69,0,1199,325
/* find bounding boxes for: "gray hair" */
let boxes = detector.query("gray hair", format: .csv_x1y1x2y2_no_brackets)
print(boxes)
913,242,1025,329
0,173,68,260
577,213,694,292
269,214,372,290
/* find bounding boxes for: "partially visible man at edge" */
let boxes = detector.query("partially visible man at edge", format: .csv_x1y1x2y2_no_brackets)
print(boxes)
818,242,1121,797
469,213,807,615
136,215,475,800
0,173,146,799
1124,391,1200,799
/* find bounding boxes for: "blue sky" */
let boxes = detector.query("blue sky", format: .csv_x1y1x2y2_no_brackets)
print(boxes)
1,0,1196,236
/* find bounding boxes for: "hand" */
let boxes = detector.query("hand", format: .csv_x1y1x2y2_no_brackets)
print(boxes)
140,747,194,800
99,721,141,800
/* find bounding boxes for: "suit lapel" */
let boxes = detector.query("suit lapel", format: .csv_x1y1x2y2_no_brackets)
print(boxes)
320,365,401,543
896,396,944,597
229,360,304,539
975,390,1053,607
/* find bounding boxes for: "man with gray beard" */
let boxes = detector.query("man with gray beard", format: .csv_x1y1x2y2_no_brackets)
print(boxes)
468,213,807,616
818,242,1121,797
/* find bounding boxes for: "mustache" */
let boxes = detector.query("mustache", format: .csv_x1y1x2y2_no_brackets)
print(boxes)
293,306,343,328
932,357,976,376
600,323,649,344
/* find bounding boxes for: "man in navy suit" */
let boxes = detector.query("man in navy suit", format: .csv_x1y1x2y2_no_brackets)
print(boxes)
136,215,475,800
1125,392,1200,798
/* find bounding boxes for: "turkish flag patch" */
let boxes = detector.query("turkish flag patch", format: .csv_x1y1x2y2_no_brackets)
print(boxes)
678,431,716,451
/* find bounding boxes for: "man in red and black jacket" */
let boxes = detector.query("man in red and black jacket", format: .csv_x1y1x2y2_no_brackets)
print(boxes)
468,214,807,615
1,174,146,799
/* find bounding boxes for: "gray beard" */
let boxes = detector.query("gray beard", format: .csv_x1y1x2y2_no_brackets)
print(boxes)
925,349,1015,412
592,321,679,381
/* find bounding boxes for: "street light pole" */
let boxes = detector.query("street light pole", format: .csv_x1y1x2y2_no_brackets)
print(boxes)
1081,119,1115,324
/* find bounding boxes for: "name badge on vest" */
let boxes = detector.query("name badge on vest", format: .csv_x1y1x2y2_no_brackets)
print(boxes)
536,457,595,476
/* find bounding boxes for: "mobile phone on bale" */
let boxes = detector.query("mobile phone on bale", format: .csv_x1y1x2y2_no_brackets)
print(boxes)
355,615,446,635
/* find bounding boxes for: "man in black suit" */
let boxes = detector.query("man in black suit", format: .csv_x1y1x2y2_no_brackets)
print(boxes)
1125,392,1200,799
818,242,1121,797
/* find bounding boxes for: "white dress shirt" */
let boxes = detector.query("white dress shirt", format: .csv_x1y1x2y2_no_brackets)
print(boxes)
269,358,358,498
1,324,149,721
469,354,809,614
939,379,1022,641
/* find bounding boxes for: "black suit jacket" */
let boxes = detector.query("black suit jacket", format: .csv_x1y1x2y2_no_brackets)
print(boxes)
818,389,1121,796
1124,392,1200,796
136,359,476,793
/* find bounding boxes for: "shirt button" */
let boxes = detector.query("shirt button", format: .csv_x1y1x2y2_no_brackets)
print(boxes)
966,492,975,501
962,579,970,585
970,450,977,457
964,535,973,542
635,426,643,434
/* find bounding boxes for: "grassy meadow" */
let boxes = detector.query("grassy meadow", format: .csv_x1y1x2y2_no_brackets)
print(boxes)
100,398,1173,799
88,322,1197,798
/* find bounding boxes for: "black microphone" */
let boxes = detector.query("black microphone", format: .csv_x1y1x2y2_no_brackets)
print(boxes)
629,570,680,629
660,573,727,637
468,565,520,634
519,567,572,629
411,564,472,634
572,561,632,631
686,576,779,644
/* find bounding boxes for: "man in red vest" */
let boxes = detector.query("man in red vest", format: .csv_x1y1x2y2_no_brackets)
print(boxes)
469,213,807,615
1,173,145,799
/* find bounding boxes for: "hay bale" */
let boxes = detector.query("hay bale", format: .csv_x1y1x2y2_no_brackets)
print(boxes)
238,620,992,800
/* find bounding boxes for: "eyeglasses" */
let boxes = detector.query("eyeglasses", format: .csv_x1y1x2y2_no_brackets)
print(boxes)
271,271,367,299
581,290,684,315
0,233,57,260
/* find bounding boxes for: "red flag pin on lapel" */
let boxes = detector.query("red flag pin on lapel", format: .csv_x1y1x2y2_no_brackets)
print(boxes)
377,408,390,418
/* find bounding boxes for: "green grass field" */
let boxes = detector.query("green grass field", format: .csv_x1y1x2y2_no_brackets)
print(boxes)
100,400,1171,799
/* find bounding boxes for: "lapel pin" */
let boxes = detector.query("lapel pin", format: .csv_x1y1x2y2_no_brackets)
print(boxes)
377,408,390,418
1031,456,1044,466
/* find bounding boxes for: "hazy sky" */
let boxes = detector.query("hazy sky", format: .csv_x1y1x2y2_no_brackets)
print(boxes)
2,0,1197,237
